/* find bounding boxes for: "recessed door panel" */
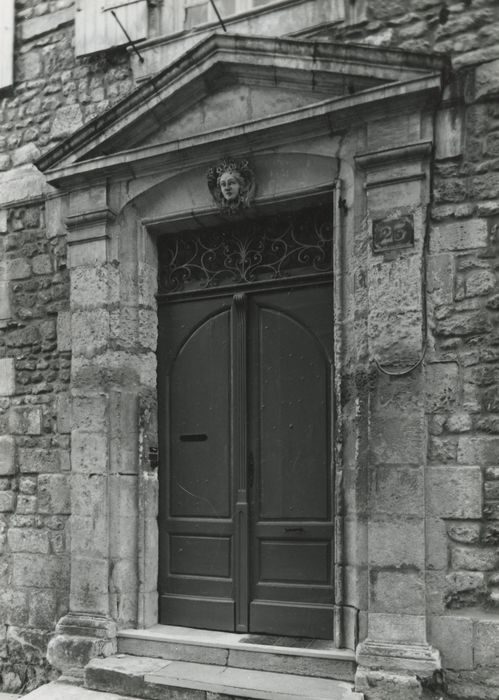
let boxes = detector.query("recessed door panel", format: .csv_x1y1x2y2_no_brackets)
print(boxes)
258,307,329,521
170,311,231,518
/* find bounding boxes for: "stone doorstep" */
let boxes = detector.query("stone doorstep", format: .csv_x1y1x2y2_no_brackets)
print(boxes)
18,683,144,700
117,625,356,681
0,694,21,700
86,655,364,700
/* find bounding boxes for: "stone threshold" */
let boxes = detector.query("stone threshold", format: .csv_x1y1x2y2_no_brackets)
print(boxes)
86,655,364,700
118,624,355,661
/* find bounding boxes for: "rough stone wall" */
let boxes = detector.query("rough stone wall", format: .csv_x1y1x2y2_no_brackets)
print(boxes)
0,201,70,693
1,0,134,173
0,2,137,692
310,2,499,698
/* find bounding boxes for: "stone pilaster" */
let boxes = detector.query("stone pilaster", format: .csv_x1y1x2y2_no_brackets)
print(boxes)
354,143,441,699
47,187,159,676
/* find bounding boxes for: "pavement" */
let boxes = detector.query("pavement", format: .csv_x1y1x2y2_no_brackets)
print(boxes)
9,683,145,699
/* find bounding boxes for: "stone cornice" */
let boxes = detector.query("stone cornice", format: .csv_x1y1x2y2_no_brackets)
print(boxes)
66,207,117,245
43,74,442,189
35,33,448,175
355,141,433,170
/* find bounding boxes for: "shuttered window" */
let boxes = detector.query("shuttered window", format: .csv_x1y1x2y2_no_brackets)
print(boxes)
0,0,15,90
75,0,148,57
167,0,275,34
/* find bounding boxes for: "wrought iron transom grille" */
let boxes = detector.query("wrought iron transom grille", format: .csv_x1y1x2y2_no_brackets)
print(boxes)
158,206,333,295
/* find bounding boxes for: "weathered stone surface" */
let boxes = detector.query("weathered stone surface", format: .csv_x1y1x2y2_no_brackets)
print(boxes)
0,358,16,396
0,436,15,476
425,362,459,412
430,219,488,252
38,474,70,515
428,466,482,519
50,105,84,140
475,58,499,100
429,615,473,670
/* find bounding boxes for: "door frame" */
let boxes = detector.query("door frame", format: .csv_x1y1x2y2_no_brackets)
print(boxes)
154,186,346,645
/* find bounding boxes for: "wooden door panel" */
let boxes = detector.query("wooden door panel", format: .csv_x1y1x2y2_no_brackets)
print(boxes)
258,307,329,521
158,298,235,631
170,310,231,518
249,285,334,639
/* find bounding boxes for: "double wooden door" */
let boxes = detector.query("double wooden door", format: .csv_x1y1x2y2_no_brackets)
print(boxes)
158,283,334,638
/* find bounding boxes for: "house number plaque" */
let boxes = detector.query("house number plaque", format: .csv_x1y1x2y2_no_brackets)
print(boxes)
372,214,414,254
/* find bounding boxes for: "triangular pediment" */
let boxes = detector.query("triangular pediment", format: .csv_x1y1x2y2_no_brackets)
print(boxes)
37,33,447,174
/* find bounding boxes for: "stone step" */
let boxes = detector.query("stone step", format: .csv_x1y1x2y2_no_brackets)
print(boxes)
118,625,356,681
86,655,364,700
20,681,146,700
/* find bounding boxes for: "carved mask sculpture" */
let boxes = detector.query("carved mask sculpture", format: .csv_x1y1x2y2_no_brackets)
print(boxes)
207,157,255,214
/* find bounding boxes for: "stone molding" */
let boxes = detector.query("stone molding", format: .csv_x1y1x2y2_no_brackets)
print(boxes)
356,640,441,674
66,208,117,245
355,140,433,172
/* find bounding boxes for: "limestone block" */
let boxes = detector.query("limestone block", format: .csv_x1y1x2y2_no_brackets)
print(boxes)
11,143,41,167
465,269,496,297
355,668,423,700
369,518,425,568
430,219,488,252
70,557,110,614
447,523,480,545
370,570,425,614
452,546,498,571
368,308,423,366
0,492,15,512
50,104,84,140
436,106,463,159
29,588,58,629
428,466,482,519
370,409,425,465
370,466,423,516
427,254,454,306
71,431,108,474
475,620,499,666
0,280,10,320
430,616,473,671
458,436,499,465
0,436,15,475
368,612,426,645
475,58,499,100
426,517,448,571
18,448,60,473
0,358,15,396
72,394,108,433
12,553,69,589
0,209,7,233
16,495,37,514
57,310,71,352
71,474,107,518
425,362,459,412
32,254,53,276
46,195,68,240
56,393,71,434
9,407,42,435
0,166,51,207
7,258,31,280
71,514,109,559
38,474,70,515
7,528,49,554
71,309,110,356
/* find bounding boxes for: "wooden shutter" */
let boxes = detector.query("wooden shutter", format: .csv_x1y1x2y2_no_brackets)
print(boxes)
0,0,15,90
75,0,148,57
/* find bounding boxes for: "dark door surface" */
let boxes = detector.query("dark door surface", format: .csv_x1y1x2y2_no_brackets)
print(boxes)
158,283,334,638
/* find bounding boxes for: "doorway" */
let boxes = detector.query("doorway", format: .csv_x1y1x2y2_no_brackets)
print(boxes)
157,207,335,639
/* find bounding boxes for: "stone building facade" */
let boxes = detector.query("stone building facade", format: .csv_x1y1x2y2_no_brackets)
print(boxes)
0,1,498,699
